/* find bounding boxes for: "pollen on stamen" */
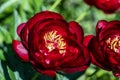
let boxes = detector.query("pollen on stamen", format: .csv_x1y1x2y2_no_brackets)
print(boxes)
106,35,120,53
44,31,66,54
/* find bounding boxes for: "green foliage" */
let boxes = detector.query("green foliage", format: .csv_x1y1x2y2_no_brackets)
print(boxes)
0,0,120,80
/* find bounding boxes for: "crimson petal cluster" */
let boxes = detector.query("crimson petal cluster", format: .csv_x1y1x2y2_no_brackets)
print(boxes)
85,20,120,77
84,0,120,13
12,11,90,77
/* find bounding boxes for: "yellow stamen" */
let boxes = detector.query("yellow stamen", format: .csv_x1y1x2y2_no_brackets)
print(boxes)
106,36,120,53
44,31,66,54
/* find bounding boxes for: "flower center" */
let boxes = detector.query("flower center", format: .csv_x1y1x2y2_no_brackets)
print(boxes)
106,35,120,53
44,31,66,54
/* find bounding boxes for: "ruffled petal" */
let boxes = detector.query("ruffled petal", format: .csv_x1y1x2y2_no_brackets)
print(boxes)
39,70,56,77
95,0,120,13
96,20,107,36
20,11,64,48
17,23,26,37
83,35,94,47
61,45,90,73
32,65,56,77
88,37,112,70
96,20,120,41
68,21,84,43
62,66,87,73
60,39,90,72
28,19,68,51
12,40,29,62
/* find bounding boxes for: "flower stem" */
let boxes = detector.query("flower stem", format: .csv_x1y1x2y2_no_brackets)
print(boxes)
75,11,87,22
49,0,62,11
75,7,91,22
32,72,40,80
88,68,100,77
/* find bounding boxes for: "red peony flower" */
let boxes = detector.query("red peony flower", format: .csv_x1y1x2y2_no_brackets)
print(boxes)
85,20,120,77
84,0,120,13
12,11,90,77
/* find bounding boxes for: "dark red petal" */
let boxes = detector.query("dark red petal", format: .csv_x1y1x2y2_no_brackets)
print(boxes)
17,23,26,37
32,62,56,76
97,20,120,41
28,19,68,51
95,0,120,13
96,20,109,41
96,20,107,36
60,39,90,71
61,45,90,73
31,19,68,36
79,45,90,66
83,35,94,47
33,65,56,77
62,66,88,73
105,20,120,30
12,40,29,62
20,11,64,48
39,70,56,77
68,21,84,43
31,51,62,69
89,37,112,70
60,39,82,65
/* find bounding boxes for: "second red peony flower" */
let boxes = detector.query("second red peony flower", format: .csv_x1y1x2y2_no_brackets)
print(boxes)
85,20,120,77
84,0,120,13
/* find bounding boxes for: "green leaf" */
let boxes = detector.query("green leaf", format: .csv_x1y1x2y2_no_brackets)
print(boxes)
19,0,33,13
56,73,69,80
32,72,40,80
0,26,12,44
0,0,18,14
0,61,5,80
77,75,86,80
32,0,43,13
10,10,21,40
0,31,4,44
0,49,6,61
7,66,16,80
56,71,84,80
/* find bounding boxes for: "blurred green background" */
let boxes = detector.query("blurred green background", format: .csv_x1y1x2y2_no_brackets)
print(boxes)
0,0,120,80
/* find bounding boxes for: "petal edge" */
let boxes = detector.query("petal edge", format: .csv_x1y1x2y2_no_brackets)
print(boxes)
12,40,29,62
